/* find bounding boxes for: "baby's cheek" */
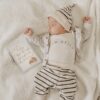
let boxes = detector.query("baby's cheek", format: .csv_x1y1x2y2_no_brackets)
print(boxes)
49,25,64,34
52,27,59,33
49,28,58,34
52,26,60,31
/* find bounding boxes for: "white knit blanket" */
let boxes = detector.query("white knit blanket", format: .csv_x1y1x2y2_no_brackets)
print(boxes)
0,0,100,100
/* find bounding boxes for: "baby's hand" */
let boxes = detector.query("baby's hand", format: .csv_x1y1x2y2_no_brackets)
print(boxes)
24,27,33,37
83,16,92,24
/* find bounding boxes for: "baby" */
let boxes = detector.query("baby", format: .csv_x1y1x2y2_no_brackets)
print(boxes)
24,5,92,100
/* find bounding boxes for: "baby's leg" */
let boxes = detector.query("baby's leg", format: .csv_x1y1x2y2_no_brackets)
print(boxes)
33,93,47,100
59,81,77,100
33,66,56,100
58,70,78,100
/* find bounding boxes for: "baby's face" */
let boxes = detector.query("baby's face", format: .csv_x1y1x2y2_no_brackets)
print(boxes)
48,16,66,35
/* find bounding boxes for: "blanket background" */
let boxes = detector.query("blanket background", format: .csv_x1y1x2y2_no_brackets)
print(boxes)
0,0,100,100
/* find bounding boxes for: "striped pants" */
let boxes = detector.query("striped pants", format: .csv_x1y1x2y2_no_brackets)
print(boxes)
33,64,78,100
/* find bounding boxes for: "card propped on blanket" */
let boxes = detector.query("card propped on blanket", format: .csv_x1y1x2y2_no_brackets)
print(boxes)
8,34,42,72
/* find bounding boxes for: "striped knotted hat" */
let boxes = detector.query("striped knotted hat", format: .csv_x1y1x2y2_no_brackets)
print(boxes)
49,4,75,31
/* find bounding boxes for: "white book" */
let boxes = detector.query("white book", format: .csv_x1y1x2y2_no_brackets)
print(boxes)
8,34,42,72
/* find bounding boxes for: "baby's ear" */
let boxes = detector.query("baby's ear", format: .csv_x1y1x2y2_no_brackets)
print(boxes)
48,17,50,19
71,3,76,8
48,16,52,19
68,3,76,10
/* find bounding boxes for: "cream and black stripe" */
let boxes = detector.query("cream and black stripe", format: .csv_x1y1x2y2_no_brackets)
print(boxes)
57,6,73,26
33,64,77,100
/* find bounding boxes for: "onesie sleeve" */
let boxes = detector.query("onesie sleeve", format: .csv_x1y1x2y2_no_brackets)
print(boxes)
24,33,48,52
74,27,82,51
82,22,92,42
74,27,83,62
74,23,92,61
75,22,92,50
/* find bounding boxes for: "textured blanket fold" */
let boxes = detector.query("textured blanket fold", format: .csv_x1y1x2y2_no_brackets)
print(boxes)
0,0,99,100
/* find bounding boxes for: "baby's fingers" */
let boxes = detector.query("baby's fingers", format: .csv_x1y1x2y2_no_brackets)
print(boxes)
24,28,33,37
83,16,92,23
24,28,31,34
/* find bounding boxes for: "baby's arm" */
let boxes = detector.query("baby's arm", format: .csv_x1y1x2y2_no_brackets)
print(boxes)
75,16,92,49
24,28,46,51
75,16,92,58
82,16,92,42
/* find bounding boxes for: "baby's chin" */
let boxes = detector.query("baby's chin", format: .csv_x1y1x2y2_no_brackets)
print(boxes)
49,30,64,35
50,32,60,35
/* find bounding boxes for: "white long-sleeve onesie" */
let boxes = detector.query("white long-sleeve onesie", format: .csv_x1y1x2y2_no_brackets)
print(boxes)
24,23,92,100
25,23,92,69
48,32,75,70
